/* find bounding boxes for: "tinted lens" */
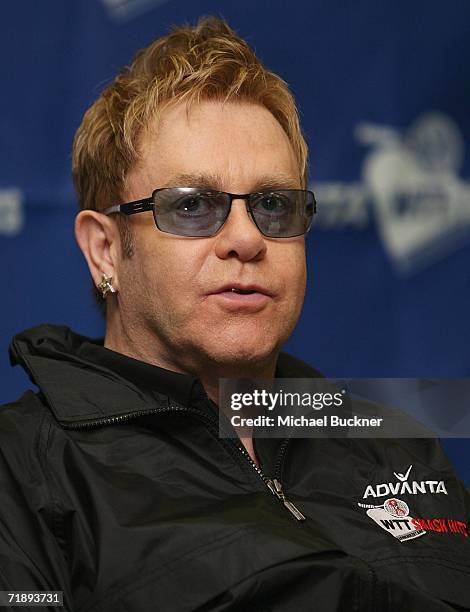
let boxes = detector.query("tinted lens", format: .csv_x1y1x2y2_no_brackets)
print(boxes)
153,188,230,237
249,190,315,237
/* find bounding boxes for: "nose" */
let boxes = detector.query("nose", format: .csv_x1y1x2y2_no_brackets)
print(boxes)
214,199,267,262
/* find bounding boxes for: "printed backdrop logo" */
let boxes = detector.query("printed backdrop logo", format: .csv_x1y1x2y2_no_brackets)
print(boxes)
0,188,23,236
313,112,470,275
362,465,448,499
100,0,171,21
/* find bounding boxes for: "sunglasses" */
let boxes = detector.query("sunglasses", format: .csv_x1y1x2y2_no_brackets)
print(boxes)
104,187,316,238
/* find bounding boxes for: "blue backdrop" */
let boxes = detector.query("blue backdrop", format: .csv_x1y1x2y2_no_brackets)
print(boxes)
1,0,469,483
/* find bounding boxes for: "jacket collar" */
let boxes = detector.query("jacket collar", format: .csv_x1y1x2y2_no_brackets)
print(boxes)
9,324,322,426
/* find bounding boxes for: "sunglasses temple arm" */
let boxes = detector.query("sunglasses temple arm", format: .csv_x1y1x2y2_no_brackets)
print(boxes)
103,198,154,216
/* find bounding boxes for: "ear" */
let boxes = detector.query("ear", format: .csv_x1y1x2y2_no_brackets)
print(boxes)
74,210,121,290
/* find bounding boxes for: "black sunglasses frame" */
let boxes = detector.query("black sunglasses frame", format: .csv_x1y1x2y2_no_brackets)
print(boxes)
104,187,317,238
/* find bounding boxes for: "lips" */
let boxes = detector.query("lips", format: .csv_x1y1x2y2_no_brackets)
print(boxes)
206,283,274,310
210,283,273,297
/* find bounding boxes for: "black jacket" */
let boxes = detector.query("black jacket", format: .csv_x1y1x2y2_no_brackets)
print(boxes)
1,324,469,611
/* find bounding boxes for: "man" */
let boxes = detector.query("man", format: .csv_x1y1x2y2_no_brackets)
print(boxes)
1,16,469,612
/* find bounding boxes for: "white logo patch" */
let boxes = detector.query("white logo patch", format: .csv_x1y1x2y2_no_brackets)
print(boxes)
358,498,426,542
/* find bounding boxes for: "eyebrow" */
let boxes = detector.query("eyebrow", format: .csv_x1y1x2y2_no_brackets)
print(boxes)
161,172,301,191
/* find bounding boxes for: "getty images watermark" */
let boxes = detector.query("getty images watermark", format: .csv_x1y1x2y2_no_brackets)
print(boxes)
218,379,470,439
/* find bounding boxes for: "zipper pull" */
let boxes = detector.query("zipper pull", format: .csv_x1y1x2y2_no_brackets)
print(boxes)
267,478,306,521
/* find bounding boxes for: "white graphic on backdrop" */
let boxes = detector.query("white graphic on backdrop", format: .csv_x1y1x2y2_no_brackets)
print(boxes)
101,0,171,21
0,189,23,235
313,113,470,275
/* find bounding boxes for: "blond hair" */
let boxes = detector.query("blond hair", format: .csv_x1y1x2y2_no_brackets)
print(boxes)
72,15,309,311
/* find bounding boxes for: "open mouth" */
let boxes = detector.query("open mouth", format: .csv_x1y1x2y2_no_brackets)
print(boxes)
230,288,256,295
207,284,273,303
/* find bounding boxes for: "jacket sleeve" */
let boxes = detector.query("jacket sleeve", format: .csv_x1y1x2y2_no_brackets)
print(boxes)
0,392,72,610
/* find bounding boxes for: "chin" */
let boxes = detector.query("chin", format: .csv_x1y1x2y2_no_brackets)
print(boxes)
198,331,283,371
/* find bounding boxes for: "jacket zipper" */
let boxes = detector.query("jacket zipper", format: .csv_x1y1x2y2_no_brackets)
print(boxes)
63,405,306,522
237,443,306,521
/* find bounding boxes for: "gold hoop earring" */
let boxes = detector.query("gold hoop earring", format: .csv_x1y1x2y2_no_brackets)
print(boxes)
98,274,116,298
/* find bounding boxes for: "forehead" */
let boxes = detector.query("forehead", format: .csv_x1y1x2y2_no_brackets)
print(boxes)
127,100,300,193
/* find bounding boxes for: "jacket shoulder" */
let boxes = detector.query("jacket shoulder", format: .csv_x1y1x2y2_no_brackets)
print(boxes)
0,390,54,467
0,389,50,423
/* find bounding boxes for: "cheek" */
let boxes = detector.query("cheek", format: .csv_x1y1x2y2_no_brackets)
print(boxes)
279,243,307,299
132,236,208,310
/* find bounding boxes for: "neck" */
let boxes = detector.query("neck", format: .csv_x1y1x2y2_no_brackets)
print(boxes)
104,311,274,467
199,361,276,405
104,314,278,405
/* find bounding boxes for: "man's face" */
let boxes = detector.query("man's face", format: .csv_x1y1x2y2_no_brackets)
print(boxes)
117,100,307,372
